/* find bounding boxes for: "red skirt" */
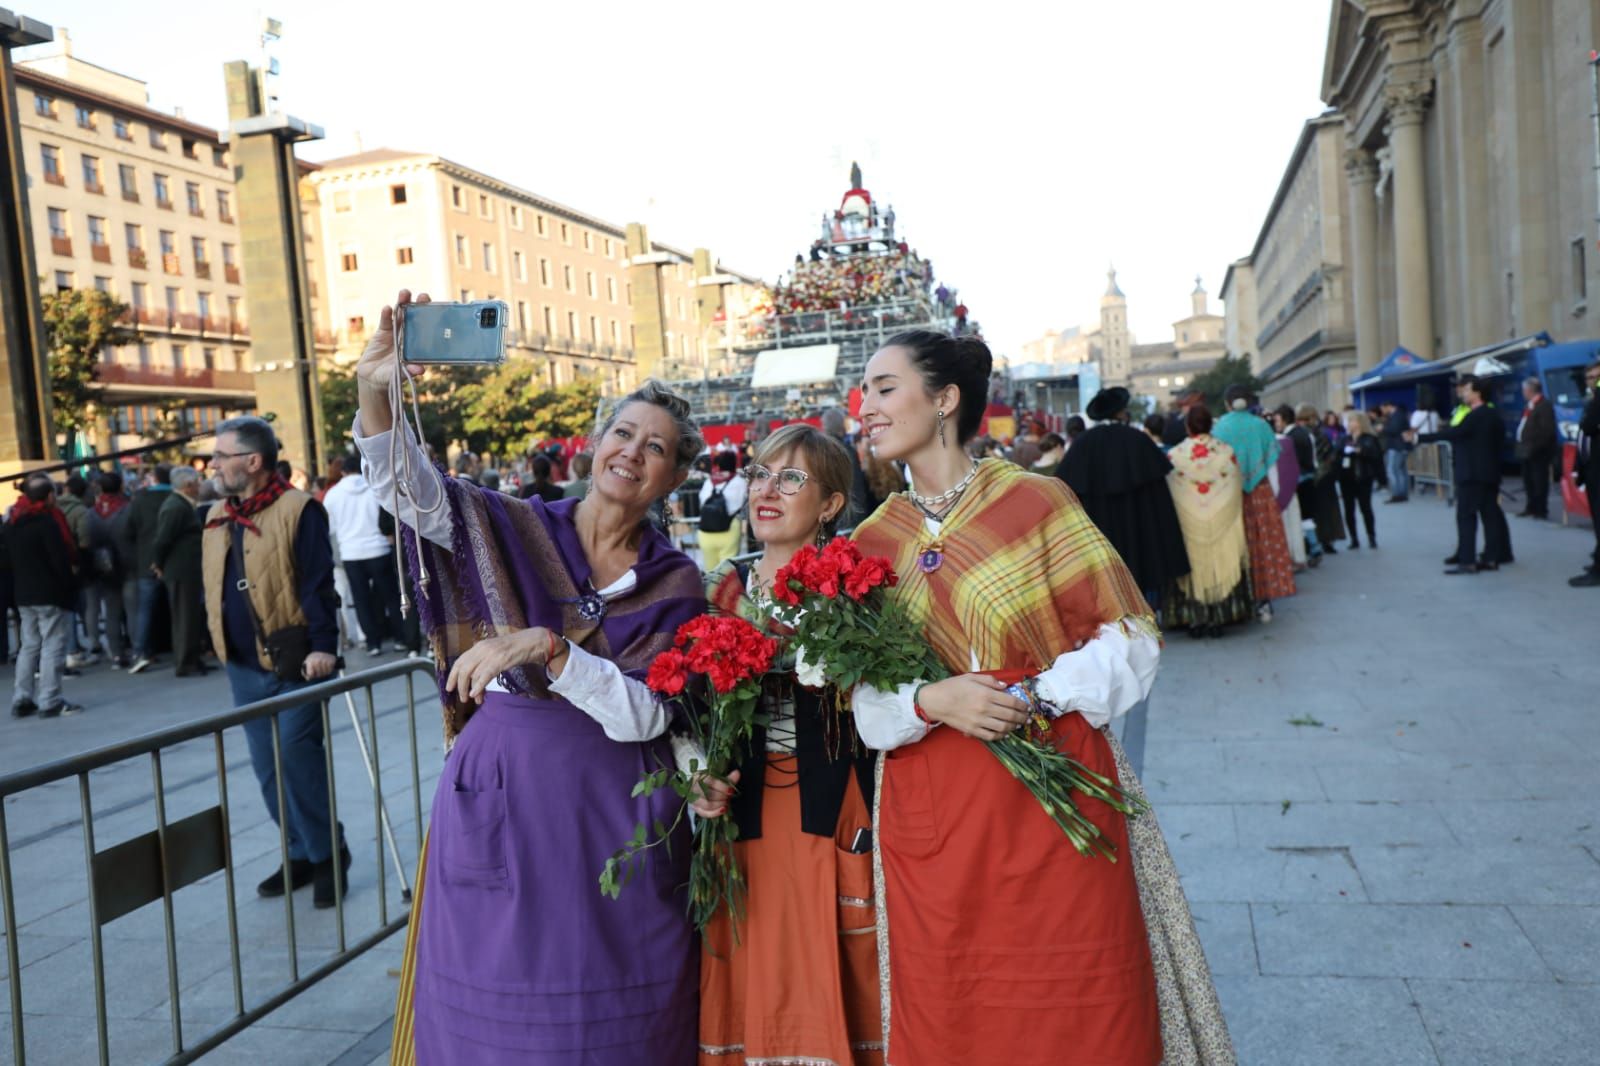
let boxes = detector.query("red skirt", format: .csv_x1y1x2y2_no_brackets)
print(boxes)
1241,480,1297,601
878,683,1161,1065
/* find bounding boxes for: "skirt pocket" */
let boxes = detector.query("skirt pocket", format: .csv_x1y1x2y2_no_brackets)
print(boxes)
436,784,510,890
879,752,939,860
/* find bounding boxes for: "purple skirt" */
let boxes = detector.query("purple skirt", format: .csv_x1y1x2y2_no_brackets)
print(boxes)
412,692,697,1065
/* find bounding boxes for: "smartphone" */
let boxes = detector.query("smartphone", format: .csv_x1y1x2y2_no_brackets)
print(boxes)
397,301,509,365
849,827,872,854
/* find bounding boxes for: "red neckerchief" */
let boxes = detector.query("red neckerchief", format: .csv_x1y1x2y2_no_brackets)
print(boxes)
9,497,78,563
93,492,128,519
205,473,291,535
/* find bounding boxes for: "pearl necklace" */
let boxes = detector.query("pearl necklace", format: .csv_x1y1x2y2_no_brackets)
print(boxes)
906,459,981,510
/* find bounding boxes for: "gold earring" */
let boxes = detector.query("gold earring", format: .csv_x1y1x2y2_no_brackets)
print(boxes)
815,523,829,548
936,409,947,446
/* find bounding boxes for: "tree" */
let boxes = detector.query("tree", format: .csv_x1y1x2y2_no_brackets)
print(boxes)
319,361,490,459
42,288,138,434
1186,354,1265,413
458,368,602,456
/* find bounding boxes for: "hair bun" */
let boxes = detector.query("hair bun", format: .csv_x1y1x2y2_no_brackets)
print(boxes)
952,335,993,378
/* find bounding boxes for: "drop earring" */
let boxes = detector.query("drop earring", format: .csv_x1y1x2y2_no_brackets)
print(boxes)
815,522,829,548
936,409,947,447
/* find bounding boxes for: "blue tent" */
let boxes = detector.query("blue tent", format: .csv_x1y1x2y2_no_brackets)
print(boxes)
1348,347,1436,410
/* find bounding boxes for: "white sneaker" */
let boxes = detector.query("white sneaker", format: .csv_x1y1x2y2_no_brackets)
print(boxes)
128,657,153,674
1256,602,1275,624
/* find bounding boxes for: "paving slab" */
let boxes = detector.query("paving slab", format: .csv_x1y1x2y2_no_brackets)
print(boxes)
1233,800,1460,849
1251,902,1549,980
1506,904,1600,983
1351,844,1600,905
1211,975,1439,1066
1409,978,1600,1066
1186,902,1257,977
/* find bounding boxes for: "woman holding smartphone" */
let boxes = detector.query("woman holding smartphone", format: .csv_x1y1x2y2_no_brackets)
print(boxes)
849,331,1233,1064
356,292,707,1065
691,423,883,1066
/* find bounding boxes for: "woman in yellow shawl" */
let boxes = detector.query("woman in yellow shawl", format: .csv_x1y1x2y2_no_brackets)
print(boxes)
1165,404,1252,638
850,330,1234,1066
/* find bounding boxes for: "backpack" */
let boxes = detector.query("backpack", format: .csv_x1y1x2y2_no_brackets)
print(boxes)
698,482,733,533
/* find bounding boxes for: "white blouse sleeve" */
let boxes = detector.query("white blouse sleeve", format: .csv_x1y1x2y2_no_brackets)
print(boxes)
1034,619,1161,729
351,413,453,550
547,640,668,742
852,680,931,751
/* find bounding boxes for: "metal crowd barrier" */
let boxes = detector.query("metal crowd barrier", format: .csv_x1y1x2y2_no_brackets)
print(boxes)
0,658,437,1066
1407,441,1455,503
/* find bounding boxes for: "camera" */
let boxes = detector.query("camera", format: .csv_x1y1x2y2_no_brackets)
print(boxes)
478,306,499,329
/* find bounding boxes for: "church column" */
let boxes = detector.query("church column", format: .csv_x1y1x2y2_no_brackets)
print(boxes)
1447,12,1495,346
1345,148,1383,372
1386,85,1434,359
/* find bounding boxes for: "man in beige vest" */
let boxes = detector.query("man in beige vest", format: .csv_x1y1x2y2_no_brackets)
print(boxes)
203,416,351,908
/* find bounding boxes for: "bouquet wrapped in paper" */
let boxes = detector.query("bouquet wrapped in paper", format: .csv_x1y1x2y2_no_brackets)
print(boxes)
771,537,1145,859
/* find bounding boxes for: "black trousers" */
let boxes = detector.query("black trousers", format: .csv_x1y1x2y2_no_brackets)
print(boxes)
1456,481,1512,565
164,572,204,672
1341,475,1377,544
344,554,405,651
1588,480,1600,571
1522,448,1554,517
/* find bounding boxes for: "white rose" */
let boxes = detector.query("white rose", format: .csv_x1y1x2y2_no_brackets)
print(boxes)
793,642,827,689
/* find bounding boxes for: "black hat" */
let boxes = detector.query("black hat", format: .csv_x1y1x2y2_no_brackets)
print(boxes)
1086,387,1130,422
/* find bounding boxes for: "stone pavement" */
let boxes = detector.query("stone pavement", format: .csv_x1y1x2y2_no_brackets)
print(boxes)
1147,492,1600,1065
1,490,1596,1064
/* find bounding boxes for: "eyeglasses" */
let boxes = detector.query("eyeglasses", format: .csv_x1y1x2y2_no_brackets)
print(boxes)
741,463,810,495
207,450,256,462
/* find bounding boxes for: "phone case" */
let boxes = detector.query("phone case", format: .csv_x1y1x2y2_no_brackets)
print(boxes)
398,301,509,365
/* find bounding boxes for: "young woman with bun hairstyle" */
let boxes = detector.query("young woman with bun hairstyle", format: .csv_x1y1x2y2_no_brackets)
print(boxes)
850,330,1232,1064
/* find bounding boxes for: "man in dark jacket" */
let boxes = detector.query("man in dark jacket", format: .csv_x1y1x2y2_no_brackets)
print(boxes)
122,463,173,673
1379,402,1412,502
84,470,132,668
6,475,80,717
1422,376,1512,574
1515,377,1558,519
1056,387,1190,607
152,467,207,675
1570,359,1600,587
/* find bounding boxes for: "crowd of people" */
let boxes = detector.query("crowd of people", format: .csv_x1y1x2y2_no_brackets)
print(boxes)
771,247,935,316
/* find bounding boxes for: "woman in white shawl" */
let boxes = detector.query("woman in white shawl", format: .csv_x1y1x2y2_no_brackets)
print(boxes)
1164,404,1251,639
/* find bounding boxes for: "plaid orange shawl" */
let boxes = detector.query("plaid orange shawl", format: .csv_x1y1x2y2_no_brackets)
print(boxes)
852,460,1156,675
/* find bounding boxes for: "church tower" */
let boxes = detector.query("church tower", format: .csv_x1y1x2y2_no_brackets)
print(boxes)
1192,274,1208,316
1099,266,1131,386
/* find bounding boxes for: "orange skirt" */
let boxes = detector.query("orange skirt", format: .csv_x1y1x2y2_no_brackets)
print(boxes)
879,694,1161,1066
699,754,884,1065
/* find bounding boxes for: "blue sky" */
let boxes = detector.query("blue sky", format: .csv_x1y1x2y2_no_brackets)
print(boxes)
18,0,1331,356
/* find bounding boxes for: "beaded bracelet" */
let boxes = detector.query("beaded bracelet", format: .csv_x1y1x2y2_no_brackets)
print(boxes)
912,682,934,727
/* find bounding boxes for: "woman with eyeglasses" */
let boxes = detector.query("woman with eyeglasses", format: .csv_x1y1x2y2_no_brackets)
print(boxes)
690,423,884,1066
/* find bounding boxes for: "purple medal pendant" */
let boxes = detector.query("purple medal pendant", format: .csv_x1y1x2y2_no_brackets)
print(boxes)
918,542,944,574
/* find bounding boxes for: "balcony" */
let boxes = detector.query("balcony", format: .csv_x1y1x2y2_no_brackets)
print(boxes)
90,242,112,264
314,329,336,347
194,261,211,280
156,197,173,211
219,213,235,225
162,253,181,275
188,207,204,219
50,236,71,256
229,320,249,337
202,316,228,334
84,180,104,196
177,312,201,331
224,265,240,284
128,248,148,270
122,189,139,204
98,363,254,394
133,308,168,327
44,171,65,186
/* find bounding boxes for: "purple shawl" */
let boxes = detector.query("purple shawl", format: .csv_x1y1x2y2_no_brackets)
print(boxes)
400,477,705,744
1273,435,1300,511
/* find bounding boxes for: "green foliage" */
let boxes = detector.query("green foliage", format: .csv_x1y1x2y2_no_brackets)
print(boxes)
1187,354,1265,412
42,288,138,433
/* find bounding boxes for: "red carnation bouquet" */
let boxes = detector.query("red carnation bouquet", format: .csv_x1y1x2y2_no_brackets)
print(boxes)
772,537,1145,860
599,614,777,932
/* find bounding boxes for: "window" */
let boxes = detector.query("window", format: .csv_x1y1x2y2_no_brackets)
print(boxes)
396,245,414,265
149,127,165,150
192,236,208,263
543,306,555,336
607,276,617,303
589,315,599,342
40,144,61,181
1174,376,1186,387
539,258,551,286
227,295,240,323
585,271,596,298
454,234,468,266
118,163,137,199
563,264,574,292
610,319,620,345
333,190,351,213
131,282,147,308
559,222,570,244
153,173,171,207
53,271,73,292
582,231,592,252
676,296,684,318
202,347,217,370
34,93,55,118
186,182,203,216
516,300,529,332
459,289,472,302
47,208,67,239
125,224,143,250
216,189,232,221
341,251,359,272
450,184,463,210
1158,377,1170,388
478,193,492,218
171,344,186,369
75,105,94,129
348,315,366,335
181,138,197,160
159,230,176,256
1572,236,1588,308
212,146,227,167
197,292,212,320
222,242,236,268
88,215,107,246
513,250,526,281
113,116,132,140
81,154,102,191
482,242,496,273
603,238,613,258
509,205,522,229
390,183,407,205
536,214,547,237
567,310,578,337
